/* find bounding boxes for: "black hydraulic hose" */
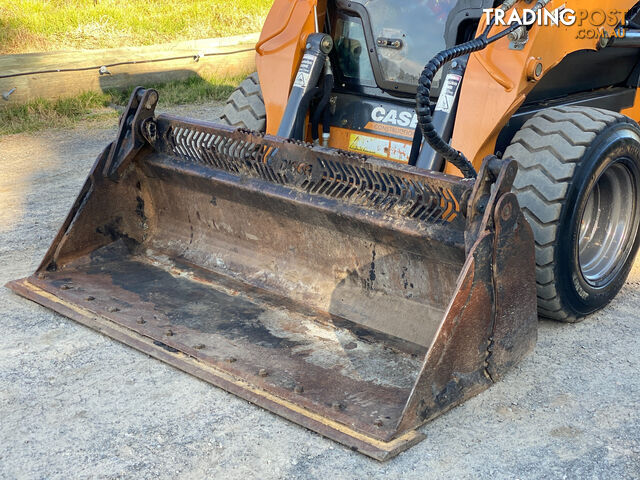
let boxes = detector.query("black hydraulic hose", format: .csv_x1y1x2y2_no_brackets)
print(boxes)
416,20,520,178
322,101,331,135
311,73,334,141
408,123,423,166
416,39,487,178
292,87,321,140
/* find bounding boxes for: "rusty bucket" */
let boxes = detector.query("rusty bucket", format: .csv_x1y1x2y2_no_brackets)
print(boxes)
7,89,537,460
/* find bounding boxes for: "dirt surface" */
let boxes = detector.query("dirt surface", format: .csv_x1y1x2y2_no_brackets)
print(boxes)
1,102,639,479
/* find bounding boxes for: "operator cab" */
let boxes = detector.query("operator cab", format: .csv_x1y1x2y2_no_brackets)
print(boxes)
325,0,490,164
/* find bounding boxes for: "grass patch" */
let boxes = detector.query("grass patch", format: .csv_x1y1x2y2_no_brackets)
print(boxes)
107,73,242,107
0,73,242,135
0,0,273,54
0,91,114,135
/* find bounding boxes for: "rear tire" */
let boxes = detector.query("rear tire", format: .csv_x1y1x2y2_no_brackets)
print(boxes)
503,106,640,321
220,72,267,132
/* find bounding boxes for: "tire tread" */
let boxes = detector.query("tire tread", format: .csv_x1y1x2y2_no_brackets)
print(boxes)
504,106,626,321
220,72,267,132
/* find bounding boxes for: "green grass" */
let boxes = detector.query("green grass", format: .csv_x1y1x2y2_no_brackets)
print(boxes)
0,0,273,54
0,91,114,135
108,73,243,106
0,73,243,135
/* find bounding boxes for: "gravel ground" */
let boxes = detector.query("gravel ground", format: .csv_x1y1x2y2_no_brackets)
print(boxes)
0,101,639,480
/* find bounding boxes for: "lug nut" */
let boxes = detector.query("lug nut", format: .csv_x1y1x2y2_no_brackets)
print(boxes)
193,343,205,350
294,385,304,394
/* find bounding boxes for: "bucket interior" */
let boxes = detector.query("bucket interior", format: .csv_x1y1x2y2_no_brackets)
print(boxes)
22,130,470,439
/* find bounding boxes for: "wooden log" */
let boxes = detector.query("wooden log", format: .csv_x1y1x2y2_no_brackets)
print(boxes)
0,33,259,106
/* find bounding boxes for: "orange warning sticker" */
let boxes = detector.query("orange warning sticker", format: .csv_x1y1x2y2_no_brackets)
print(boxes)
348,133,411,162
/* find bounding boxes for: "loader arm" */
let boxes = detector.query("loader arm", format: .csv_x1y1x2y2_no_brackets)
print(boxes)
256,0,325,134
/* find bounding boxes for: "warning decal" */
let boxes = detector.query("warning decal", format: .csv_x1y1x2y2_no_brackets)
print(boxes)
435,73,462,114
293,54,315,88
293,72,310,88
348,133,410,163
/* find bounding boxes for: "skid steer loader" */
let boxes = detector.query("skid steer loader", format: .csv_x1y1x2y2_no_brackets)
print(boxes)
8,0,640,460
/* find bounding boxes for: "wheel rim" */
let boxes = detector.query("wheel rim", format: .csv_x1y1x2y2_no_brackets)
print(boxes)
578,160,637,287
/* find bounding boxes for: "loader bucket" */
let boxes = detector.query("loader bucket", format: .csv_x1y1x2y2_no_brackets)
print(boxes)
7,89,537,460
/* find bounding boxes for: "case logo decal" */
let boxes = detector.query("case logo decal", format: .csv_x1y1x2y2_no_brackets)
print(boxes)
370,106,418,128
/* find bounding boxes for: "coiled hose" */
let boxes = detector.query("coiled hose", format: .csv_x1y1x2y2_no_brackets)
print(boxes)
416,17,520,178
